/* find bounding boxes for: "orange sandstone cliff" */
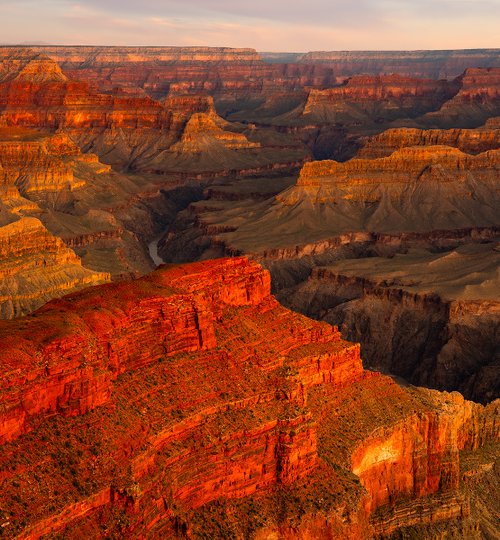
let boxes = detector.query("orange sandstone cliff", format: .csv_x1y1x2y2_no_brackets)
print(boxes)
161,144,500,262
0,217,109,319
357,125,500,158
0,258,498,538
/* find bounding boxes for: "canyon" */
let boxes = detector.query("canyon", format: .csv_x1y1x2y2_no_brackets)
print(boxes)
0,44,498,538
0,258,498,538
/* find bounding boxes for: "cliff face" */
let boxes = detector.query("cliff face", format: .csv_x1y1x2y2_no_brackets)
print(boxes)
11,47,499,102
278,244,499,404
157,141,500,263
357,125,500,158
274,146,499,234
0,258,497,538
0,217,109,318
299,74,458,124
0,50,309,174
423,68,500,128
298,50,500,80
0,132,93,205
17,46,338,99
0,127,167,285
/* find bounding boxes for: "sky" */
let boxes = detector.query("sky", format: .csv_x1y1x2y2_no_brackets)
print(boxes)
1,0,499,51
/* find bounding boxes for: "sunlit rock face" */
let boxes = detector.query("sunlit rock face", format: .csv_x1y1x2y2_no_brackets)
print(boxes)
0,258,498,538
0,217,109,318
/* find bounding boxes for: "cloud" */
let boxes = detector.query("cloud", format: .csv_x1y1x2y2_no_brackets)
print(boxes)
0,0,499,50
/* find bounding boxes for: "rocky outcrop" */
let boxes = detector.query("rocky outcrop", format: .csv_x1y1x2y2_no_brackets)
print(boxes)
0,51,309,174
0,258,497,538
357,125,500,158
0,49,68,84
275,146,499,232
0,132,95,205
0,217,109,318
162,145,499,260
168,113,260,153
0,127,170,283
422,68,500,128
278,244,500,404
297,74,458,125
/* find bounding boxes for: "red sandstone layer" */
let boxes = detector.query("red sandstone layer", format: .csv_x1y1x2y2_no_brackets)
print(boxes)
0,258,497,538
357,125,500,158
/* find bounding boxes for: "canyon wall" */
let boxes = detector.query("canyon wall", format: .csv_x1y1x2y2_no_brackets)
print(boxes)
357,125,500,158
278,245,499,404
299,74,458,124
298,50,500,79
0,217,109,318
0,258,497,538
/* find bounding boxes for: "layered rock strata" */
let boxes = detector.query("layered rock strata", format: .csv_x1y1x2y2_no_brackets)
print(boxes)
298,74,458,125
357,125,500,158
298,50,500,80
159,144,500,262
0,217,109,318
0,258,497,538
279,244,500,403
0,50,309,175
422,68,500,128
13,47,500,99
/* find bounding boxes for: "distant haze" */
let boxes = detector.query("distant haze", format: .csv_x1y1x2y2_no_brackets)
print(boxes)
1,0,499,51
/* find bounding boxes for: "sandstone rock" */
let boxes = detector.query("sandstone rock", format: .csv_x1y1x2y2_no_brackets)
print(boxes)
0,217,109,318
0,258,497,538
297,74,458,125
163,144,499,260
357,125,500,158
422,68,500,128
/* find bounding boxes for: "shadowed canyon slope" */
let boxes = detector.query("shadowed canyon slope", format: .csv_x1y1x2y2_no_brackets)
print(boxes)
0,258,498,538
280,243,500,403
0,49,310,301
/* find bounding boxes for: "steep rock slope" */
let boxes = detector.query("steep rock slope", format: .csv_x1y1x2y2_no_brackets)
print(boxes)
293,74,458,125
19,47,500,98
357,124,500,158
0,128,160,283
0,258,498,538
422,68,500,128
279,244,500,403
159,144,500,260
0,50,309,175
0,217,109,318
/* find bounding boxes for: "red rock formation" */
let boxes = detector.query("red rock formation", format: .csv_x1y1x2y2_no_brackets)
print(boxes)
15,47,500,101
274,146,499,232
297,74,458,125
357,125,500,158
0,51,309,174
0,217,109,318
21,46,337,99
298,50,500,80
0,132,95,203
423,68,500,127
0,258,497,538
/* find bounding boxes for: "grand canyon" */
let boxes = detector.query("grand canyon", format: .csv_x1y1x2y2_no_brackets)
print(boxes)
0,40,498,539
